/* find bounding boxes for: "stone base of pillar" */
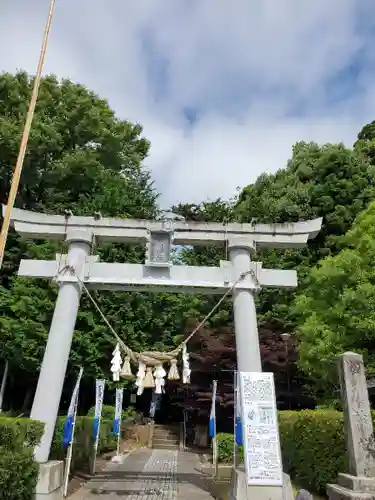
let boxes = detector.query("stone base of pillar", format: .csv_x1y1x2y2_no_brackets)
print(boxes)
35,461,64,500
327,473,375,500
228,466,293,500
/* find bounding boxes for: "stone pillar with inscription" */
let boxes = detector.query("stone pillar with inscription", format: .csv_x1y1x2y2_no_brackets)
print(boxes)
327,352,375,500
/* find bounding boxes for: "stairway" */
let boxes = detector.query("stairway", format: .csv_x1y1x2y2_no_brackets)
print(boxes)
152,424,180,450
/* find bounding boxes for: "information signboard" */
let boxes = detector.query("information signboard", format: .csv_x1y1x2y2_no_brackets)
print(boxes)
239,372,283,486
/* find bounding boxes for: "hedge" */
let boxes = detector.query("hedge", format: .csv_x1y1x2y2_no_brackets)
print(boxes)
280,410,347,495
0,417,44,500
87,404,136,423
216,410,354,496
0,416,44,450
0,411,125,499
50,415,119,474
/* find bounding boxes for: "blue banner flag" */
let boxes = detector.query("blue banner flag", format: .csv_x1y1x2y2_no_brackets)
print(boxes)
113,388,124,436
92,380,105,441
235,416,243,445
209,380,217,438
62,367,83,448
235,373,243,445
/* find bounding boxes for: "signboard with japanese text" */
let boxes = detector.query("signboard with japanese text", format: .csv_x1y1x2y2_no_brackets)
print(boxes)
239,372,283,486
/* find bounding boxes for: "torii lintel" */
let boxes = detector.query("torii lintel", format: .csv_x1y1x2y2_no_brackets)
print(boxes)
4,206,322,249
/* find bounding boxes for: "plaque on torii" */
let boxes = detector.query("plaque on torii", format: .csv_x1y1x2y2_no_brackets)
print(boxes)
4,206,322,472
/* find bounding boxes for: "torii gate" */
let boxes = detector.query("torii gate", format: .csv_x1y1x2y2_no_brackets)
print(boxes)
6,207,321,468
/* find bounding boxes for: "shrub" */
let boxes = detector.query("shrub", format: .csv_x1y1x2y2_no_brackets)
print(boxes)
0,416,44,450
0,412,127,498
0,448,39,500
87,404,136,422
279,410,347,495
0,417,43,500
216,433,243,464
216,410,350,495
51,416,118,474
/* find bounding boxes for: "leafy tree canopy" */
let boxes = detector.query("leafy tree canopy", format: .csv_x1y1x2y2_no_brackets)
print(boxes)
3,71,375,410
295,201,375,394
235,141,375,328
0,72,182,387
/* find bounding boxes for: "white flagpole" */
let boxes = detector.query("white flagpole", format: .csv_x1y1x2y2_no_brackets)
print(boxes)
92,380,105,474
63,401,78,497
63,367,83,497
233,370,237,469
210,380,218,477
0,361,9,412
114,388,124,457
116,429,121,457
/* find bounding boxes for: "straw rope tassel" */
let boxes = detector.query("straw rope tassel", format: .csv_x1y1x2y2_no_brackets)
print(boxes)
144,366,155,388
168,359,180,380
120,355,133,379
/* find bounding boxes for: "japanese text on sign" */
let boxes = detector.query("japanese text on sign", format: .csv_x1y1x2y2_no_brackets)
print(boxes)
239,372,283,486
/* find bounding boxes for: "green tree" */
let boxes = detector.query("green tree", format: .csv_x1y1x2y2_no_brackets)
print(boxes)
0,72,185,408
354,120,375,164
0,72,153,214
170,199,312,412
234,141,375,328
294,201,375,393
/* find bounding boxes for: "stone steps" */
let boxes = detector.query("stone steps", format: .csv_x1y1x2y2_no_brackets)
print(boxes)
153,432,179,440
152,425,180,450
152,439,180,450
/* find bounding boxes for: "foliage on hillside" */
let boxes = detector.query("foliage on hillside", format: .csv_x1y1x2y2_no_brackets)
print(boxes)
0,72,193,409
295,201,375,392
1,71,375,413
235,141,375,329
172,140,375,408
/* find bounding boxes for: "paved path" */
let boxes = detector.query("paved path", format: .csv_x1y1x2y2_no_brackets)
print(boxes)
70,449,215,500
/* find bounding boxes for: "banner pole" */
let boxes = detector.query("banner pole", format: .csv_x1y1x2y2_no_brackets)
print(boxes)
234,370,238,469
0,361,9,412
211,380,218,478
92,435,99,475
63,402,78,497
116,428,121,457
62,366,83,497
114,388,124,457
92,380,105,475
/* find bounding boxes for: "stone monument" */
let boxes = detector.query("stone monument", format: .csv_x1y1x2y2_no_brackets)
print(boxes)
5,206,322,500
327,352,375,500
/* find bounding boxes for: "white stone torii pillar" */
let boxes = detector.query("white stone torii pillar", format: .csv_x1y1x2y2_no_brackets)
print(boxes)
4,207,321,489
229,239,262,371
30,229,93,463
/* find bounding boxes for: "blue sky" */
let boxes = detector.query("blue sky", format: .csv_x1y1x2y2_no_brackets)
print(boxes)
1,0,375,207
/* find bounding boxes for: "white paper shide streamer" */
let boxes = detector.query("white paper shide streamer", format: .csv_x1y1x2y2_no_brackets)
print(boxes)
154,364,166,394
136,362,146,395
111,343,122,382
182,344,191,384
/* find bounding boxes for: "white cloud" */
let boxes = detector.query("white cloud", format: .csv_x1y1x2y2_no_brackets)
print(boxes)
1,0,375,207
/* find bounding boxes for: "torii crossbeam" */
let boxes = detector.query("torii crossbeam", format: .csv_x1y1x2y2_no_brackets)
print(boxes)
8,206,321,247
4,206,322,474
19,255,297,293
